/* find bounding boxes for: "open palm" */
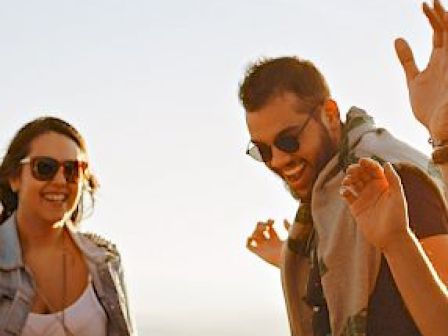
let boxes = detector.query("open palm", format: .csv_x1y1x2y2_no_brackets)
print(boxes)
397,0,448,142
341,159,410,250
246,219,291,267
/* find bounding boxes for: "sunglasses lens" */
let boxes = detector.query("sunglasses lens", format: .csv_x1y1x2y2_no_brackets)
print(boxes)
275,135,299,153
33,158,59,181
63,161,80,183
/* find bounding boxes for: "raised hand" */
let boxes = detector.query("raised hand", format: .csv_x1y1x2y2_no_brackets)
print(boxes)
340,158,411,251
246,219,290,267
396,0,448,143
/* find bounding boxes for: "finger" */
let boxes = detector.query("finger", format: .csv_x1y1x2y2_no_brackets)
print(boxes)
434,0,448,48
283,219,291,231
252,223,267,240
258,219,275,240
434,0,444,20
352,180,365,193
341,176,363,194
358,158,385,179
265,219,275,229
423,2,444,48
264,224,279,240
246,237,258,250
345,164,371,184
250,231,265,241
341,174,360,189
262,229,271,240
257,219,274,228
357,167,375,184
340,185,359,204
346,162,373,181
254,222,265,234
395,38,419,82
266,222,279,236
346,163,361,175
434,0,448,29
445,11,448,48
383,162,404,194
341,174,354,186
255,221,270,232
252,221,275,240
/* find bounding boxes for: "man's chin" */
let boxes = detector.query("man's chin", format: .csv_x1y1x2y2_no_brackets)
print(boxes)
284,181,311,201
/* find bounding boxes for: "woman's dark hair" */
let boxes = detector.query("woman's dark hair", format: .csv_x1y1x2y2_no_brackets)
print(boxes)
0,116,99,224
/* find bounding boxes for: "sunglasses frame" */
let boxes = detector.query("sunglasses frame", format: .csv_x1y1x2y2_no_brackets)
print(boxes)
246,113,313,163
20,156,88,183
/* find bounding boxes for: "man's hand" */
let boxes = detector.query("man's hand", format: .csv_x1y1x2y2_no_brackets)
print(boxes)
246,219,290,268
396,0,448,142
340,158,411,251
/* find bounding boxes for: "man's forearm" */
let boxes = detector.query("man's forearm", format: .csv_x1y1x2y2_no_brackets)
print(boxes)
383,231,448,336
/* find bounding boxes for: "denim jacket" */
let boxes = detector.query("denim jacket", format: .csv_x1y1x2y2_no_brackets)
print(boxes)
0,214,136,336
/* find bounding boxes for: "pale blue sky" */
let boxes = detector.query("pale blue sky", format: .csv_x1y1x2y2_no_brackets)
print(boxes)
0,0,432,334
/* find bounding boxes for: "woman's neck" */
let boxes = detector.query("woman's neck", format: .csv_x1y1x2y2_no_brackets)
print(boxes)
15,210,66,252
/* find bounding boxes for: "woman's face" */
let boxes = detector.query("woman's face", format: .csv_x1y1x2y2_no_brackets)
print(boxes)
10,131,86,226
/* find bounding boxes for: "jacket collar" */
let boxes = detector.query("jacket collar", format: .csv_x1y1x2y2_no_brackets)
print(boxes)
0,214,24,270
0,214,109,270
66,221,111,264
318,107,377,186
342,106,376,148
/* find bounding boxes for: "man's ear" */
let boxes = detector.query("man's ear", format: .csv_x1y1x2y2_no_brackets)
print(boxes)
320,99,340,131
319,99,342,145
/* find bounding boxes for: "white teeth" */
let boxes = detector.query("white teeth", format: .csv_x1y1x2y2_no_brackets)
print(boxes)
43,193,67,202
283,162,306,177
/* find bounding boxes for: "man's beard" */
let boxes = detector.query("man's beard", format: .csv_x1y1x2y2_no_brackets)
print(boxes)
284,129,338,201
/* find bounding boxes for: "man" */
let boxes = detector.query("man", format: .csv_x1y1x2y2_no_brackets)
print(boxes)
239,2,448,335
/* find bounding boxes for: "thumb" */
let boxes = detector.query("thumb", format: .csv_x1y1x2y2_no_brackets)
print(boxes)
384,163,403,193
395,38,419,82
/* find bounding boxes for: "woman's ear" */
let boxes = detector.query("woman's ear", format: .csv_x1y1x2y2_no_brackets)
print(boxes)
8,175,21,193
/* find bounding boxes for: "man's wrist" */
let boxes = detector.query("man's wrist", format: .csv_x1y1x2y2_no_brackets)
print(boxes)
381,229,417,257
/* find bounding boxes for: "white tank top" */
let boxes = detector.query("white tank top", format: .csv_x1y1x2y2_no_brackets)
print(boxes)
21,281,107,336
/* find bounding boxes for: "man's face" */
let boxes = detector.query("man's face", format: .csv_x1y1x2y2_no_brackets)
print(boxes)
246,92,340,201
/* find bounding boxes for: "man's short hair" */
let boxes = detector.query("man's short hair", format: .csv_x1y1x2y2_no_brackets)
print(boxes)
239,56,331,112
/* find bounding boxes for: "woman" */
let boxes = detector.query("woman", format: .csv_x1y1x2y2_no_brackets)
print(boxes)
0,117,135,335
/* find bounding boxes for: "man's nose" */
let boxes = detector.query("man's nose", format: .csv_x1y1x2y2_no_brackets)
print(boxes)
269,146,291,170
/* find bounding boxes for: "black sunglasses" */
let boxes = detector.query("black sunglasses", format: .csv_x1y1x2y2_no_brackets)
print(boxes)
246,114,312,162
20,156,88,183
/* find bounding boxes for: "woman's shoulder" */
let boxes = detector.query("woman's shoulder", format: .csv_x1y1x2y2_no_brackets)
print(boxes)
79,231,121,258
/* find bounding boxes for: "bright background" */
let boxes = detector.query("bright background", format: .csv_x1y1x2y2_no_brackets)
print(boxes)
0,0,433,334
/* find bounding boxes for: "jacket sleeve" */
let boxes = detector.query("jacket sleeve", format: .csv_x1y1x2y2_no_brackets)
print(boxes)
116,256,138,336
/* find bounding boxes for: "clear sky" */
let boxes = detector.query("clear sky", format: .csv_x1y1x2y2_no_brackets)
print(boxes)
0,0,433,334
